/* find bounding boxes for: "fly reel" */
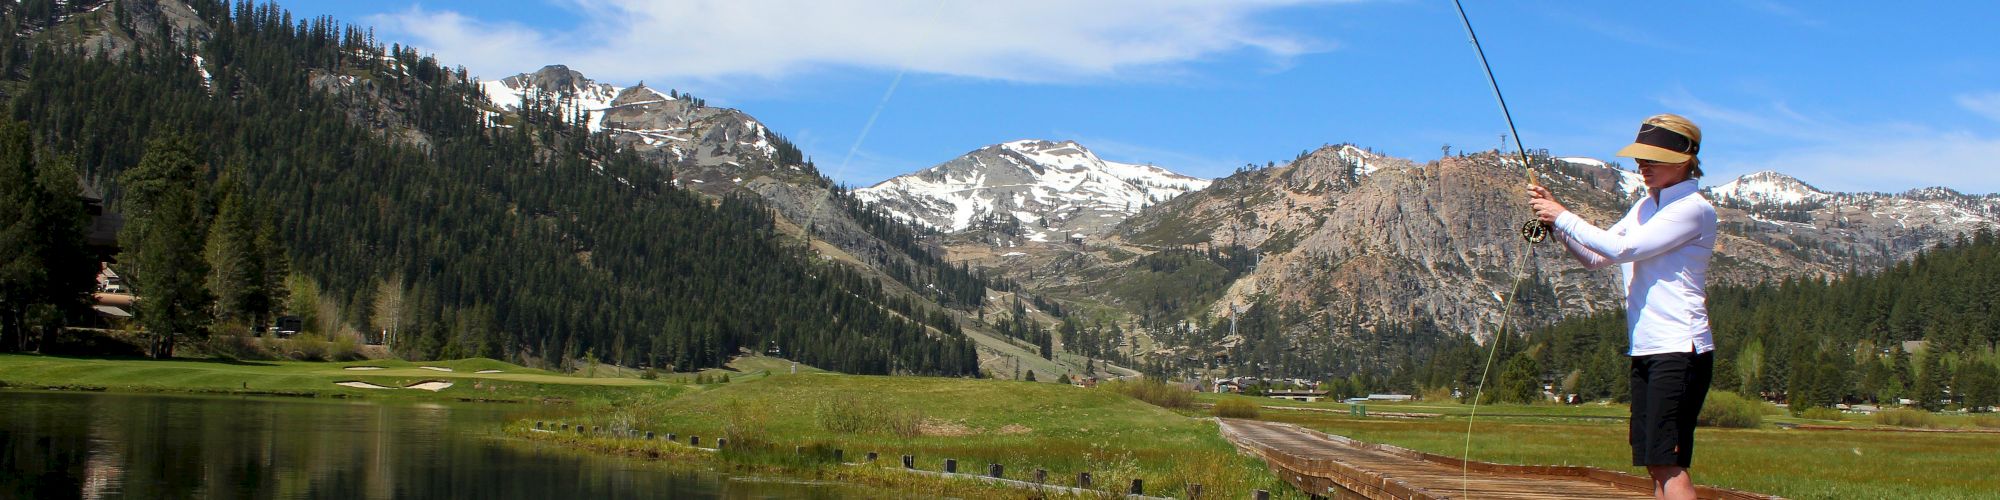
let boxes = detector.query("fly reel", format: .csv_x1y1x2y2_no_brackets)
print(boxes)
1520,220,1550,243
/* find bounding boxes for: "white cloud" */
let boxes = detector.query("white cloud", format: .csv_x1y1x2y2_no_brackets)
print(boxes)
370,0,1343,85
1659,90,2000,194
1958,92,2000,123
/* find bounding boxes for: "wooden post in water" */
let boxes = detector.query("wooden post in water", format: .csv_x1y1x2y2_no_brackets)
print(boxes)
988,463,1003,478
535,421,544,429
1078,472,1092,489
944,459,957,473
866,451,878,462
1129,478,1143,495
1254,489,1270,500
690,436,700,446
834,449,843,462
1034,468,1047,484
716,438,727,449
902,455,914,469
645,431,655,440
666,433,677,442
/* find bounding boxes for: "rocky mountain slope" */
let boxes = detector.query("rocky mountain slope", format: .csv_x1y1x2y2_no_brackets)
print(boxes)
479,65,811,190
855,140,1208,241
984,144,2000,374
1704,170,1999,273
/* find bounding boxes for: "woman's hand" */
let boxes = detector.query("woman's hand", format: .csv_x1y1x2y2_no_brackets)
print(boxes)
1527,183,1567,224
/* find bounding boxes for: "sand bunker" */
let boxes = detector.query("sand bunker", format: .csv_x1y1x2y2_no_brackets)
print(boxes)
475,369,502,374
406,381,454,392
419,366,454,372
335,380,454,391
343,366,385,371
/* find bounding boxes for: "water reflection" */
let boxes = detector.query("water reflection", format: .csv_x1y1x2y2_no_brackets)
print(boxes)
1,390,847,499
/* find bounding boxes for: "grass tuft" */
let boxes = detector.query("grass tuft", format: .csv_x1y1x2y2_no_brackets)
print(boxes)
1100,378,1194,409
1797,406,1845,421
1213,398,1261,419
1873,408,1935,428
1697,391,1763,428
815,398,922,437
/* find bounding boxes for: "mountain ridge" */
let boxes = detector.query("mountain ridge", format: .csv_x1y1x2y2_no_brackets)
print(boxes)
855,139,1210,241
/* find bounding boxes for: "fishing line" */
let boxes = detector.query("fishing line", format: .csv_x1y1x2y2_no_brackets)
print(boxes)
1450,0,1548,496
798,0,942,240
799,69,906,236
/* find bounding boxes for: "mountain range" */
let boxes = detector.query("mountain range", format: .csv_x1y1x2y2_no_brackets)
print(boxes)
482,62,1999,376
13,0,1995,383
855,139,1209,242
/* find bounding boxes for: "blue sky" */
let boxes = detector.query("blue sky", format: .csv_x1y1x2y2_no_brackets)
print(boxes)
279,1,2000,194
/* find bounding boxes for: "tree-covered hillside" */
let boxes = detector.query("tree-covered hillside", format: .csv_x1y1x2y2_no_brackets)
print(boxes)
1414,229,2000,411
1,0,977,375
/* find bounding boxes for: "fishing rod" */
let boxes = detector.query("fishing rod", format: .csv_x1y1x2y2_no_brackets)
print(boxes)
1449,0,1553,496
1452,0,1551,244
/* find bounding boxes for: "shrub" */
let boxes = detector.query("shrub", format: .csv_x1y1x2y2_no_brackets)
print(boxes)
204,334,272,361
640,368,659,380
327,334,360,361
1100,378,1194,409
290,333,329,361
1213,398,1261,419
1696,391,1762,428
1798,406,1845,421
1874,408,1935,428
721,400,771,448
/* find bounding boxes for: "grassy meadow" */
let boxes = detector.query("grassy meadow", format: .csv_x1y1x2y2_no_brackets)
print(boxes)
530,373,1299,499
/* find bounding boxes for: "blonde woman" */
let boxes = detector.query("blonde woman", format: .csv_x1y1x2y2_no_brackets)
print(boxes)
1528,114,1718,500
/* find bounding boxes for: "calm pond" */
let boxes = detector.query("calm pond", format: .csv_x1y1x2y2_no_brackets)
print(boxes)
0,390,852,499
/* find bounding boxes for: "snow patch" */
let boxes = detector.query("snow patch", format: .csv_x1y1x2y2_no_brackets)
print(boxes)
854,139,1211,234
1709,171,1830,205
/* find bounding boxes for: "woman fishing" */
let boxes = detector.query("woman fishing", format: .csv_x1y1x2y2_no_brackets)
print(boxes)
1527,113,1719,500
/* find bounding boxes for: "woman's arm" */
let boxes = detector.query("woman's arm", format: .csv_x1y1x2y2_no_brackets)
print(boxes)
1553,218,1621,270
1554,202,1703,266
1529,183,1620,270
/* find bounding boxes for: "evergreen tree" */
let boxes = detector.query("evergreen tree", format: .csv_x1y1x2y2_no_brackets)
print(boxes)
1912,350,1948,411
0,121,91,352
204,163,262,328
119,136,213,358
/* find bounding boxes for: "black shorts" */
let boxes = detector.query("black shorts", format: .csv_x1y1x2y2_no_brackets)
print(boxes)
1629,350,1713,468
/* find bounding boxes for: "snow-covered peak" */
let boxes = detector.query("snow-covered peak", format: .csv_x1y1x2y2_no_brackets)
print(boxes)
481,65,692,133
483,65,629,112
1709,171,1831,205
855,140,1212,237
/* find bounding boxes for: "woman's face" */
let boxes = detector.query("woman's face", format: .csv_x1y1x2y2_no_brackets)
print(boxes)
1637,159,1692,191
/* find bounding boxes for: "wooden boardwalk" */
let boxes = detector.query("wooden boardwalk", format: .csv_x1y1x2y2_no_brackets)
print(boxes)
1218,418,1779,500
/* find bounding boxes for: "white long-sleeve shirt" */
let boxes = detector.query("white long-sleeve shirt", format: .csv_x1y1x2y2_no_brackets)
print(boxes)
1552,179,1717,356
